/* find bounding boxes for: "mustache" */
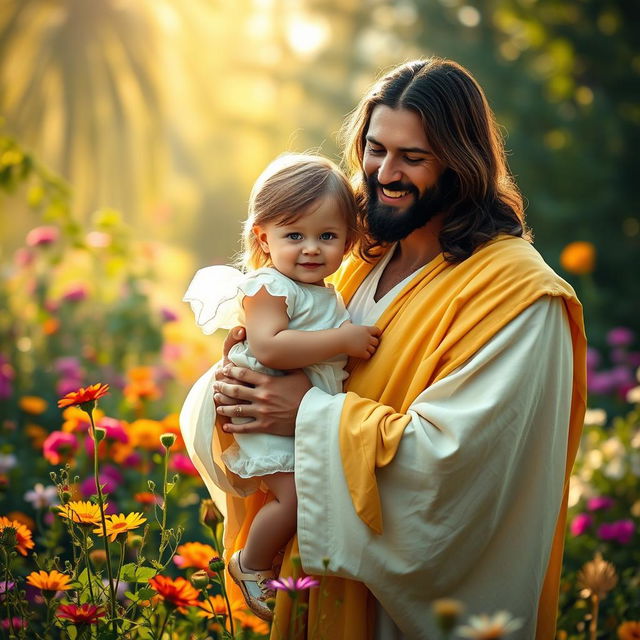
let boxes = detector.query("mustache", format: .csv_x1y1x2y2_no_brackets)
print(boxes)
366,174,420,198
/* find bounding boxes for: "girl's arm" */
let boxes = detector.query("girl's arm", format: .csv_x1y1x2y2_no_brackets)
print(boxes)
244,287,380,370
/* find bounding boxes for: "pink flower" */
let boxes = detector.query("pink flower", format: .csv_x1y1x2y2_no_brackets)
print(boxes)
586,496,615,512
43,432,78,465
586,347,601,370
587,371,617,395
61,285,88,303
26,226,59,247
570,513,592,537
266,576,319,593
81,465,122,496
160,307,179,322
0,617,26,630
606,327,635,348
57,377,84,397
0,356,14,400
14,248,34,268
597,520,635,544
170,453,199,477
86,231,111,248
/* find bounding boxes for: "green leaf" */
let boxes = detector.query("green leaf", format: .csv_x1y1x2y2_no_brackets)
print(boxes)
124,590,139,602
120,563,157,583
135,587,156,600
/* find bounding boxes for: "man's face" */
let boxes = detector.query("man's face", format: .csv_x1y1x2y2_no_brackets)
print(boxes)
362,105,448,243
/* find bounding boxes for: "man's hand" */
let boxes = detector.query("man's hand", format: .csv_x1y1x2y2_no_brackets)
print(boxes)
213,325,312,435
339,322,381,359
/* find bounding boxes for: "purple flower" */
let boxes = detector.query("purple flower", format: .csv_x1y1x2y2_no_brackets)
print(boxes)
606,327,635,348
587,371,617,395
266,576,320,593
570,513,592,536
26,225,59,247
54,357,83,378
586,496,615,512
57,377,84,397
81,465,123,496
597,520,636,544
586,347,601,370
0,581,15,595
160,306,179,322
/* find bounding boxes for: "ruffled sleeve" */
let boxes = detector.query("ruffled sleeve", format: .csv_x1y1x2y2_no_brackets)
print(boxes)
183,266,297,334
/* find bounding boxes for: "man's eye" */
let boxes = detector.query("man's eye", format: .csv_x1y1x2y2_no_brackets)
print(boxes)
287,232,302,240
319,232,336,240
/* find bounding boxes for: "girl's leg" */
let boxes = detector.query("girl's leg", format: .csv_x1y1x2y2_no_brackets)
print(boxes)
240,471,297,571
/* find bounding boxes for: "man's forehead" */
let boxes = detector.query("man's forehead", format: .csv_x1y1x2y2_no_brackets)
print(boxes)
365,105,431,150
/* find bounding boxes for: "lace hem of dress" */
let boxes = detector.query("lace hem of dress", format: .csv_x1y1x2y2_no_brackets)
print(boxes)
221,443,295,478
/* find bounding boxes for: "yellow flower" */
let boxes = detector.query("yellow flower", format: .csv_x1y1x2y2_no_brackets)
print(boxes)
61,406,101,433
0,516,35,556
25,424,48,448
93,512,146,542
234,610,270,634
57,501,104,526
19,396,48,415
27,569,72,591
128,419,164,450
560,241,596,275
577,552,618,599
618,621,640,640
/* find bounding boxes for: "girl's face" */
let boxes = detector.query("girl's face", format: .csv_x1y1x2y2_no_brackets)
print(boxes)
253,195,349,286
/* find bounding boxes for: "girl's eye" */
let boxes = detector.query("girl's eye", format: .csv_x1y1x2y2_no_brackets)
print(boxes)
319,232,336,240
367,145,384,155
404,156,423,165
287,232,302,240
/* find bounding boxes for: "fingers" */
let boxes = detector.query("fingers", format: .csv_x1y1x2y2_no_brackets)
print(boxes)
213,379,255,403
222,326,246,358
221,365,271,387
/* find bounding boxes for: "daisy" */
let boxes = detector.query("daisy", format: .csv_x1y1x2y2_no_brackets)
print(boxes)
58,383,109,409
26,570,72,592
93,512,146,542
0,516,35,556
457,611,524,639
57,501,104,526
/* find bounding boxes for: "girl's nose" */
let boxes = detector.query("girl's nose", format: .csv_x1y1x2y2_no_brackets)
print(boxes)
302,241,320,254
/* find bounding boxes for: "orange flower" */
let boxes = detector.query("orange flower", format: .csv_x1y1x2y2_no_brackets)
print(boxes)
134,492,162,506
234,610,270,634
128,419,164,450
198,594,227,618
173,542,217,570
124,367,160,405
0,516,35,556
148,575,200,612
19,396,48,415
25,424,48,448
42,317,60,335
619,622,640,640
27,570,72,591
57,501,103,526
560,241,595,275
58,383,109,409
6,511,35,532
93,512,146,542
57,603,106,624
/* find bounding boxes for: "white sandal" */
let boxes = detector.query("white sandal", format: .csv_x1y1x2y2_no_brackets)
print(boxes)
228,550,275,621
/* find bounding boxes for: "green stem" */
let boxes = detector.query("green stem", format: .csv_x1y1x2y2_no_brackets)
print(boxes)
86,406,117,632
589,594,599,640
114,538,126,603
215,569,235,639
2,547,15,637
157,609,171,640
288,593,298,640
81,528,95,604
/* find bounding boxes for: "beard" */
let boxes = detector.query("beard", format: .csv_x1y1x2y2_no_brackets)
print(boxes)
364,169,458,244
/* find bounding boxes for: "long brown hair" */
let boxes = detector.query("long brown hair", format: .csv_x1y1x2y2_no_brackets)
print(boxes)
341,58,530,262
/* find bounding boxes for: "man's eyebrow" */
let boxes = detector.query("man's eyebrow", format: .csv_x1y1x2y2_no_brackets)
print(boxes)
366,135,432,155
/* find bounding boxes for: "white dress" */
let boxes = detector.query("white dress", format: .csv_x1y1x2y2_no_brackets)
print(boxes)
183,265,349,481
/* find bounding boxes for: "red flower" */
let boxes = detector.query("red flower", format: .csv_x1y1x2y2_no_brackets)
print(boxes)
148,575,200,612
57,603,106,625
58,383,110,409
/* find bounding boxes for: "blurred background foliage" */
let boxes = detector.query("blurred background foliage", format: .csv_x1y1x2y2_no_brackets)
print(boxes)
0,0,638,346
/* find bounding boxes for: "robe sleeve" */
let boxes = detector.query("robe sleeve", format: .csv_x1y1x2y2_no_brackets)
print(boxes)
295,297,573,634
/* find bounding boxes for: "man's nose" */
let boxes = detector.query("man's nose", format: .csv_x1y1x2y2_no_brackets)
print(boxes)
376,155,401,185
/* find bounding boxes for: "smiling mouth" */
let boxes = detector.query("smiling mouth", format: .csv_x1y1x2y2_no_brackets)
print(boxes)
380,187,411,199
298,262,323,268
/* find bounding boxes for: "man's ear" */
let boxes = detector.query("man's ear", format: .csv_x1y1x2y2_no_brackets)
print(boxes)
252,225,270,254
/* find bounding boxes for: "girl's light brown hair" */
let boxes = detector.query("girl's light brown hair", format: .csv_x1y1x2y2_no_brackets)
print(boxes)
341,58,531,262
239,153,360,270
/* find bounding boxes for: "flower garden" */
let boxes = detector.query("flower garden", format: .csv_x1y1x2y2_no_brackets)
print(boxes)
1,140,639,640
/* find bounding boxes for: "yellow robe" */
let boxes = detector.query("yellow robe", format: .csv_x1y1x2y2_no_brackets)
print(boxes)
218,235,586,639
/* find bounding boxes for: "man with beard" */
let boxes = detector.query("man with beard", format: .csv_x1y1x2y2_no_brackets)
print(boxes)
182,59,586,639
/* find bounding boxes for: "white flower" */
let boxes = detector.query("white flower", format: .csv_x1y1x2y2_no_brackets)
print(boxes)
0,453,17,473
631,430,640,449
626,385,640,404
603,458,626,480
24,483,59,509
601,436,625,461
457,611,524,639
584,408,607,426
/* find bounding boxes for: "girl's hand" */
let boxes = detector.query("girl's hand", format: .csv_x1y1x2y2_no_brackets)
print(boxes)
214,367,311,436
339,322,381,359
213,326,250,408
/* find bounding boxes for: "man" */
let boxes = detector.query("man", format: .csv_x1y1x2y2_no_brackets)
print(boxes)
182,58,586,639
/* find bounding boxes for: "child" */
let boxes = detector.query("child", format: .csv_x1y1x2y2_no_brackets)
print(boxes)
183,153,380,621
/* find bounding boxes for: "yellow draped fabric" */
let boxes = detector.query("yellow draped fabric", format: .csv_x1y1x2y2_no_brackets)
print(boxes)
217,235,586,640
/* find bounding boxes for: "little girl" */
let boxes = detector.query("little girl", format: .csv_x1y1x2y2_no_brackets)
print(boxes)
183,153,380,620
